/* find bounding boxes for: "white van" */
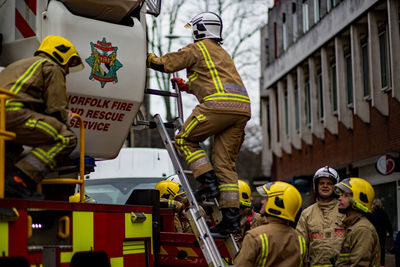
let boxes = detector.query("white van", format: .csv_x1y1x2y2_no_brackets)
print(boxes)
85,148,175,204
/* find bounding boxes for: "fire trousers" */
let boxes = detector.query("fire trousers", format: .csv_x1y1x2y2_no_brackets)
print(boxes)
6,109,77,183
174,104,249,208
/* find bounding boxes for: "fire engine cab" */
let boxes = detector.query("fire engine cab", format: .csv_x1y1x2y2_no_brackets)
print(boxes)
0,0,234,266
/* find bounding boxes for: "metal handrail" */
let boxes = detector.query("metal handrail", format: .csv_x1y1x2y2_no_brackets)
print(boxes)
0,88,16,199
38,113,86,202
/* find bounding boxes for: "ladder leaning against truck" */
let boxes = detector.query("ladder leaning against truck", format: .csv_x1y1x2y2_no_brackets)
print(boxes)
0,0,238,266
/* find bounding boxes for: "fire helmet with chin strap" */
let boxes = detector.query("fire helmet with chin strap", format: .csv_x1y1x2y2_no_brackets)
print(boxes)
256,181,302,222
313,166,339,195
185,12,223,42
35,35,84,72
238,180,252,208
334,177,375,213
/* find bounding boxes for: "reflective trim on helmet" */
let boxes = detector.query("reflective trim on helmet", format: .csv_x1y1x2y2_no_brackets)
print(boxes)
240,200,252,207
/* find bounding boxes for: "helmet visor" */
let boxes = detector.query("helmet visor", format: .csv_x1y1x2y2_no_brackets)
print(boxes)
334,183,352,196
256,185,268,197
68,56,84,73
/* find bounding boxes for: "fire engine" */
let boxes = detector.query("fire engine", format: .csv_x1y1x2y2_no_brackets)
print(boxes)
0,0,234,266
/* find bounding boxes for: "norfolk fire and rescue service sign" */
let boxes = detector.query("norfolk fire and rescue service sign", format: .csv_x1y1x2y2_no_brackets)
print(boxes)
85,38,123,88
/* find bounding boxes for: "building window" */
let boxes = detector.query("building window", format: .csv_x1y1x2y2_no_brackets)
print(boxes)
292,3,298,42
330,62,338,114
327,0,334,12
274,22,278,59
266,100,271,148
305,78,311,127
294,85,300,132
314,0,320,24
303,1,309,32
283,13,288,50
361,40,370,99
284,91,289,136
378,27,390,90
317,71,324,121
345,52,353,107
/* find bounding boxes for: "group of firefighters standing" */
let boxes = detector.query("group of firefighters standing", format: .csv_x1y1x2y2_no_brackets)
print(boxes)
156,166,380,267
2,7,382,267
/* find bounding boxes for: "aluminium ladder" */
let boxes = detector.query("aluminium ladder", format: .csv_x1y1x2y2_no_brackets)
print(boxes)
140,85,239,267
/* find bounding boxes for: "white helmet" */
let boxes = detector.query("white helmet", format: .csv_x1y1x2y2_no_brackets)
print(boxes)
185,12,223,42
313,166,339,192
166,174,181,185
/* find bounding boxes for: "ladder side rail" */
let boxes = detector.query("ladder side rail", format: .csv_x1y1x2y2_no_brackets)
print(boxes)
0,88,17,199
154,114,225,267
171,73,184,125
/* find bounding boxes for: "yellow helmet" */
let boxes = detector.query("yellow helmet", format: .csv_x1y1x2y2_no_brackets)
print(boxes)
35,35,84,72
256,181,302,222
238,180,252,208
155,180,185,200
334,178,375,213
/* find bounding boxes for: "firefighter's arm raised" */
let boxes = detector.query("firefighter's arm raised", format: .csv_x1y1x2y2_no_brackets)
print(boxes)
146,44,198,73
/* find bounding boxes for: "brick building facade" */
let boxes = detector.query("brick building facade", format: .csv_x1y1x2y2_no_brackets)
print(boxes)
260,0,400,230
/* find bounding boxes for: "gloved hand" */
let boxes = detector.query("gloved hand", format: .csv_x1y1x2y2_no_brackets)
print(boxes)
146,53,156,68
171,77,189,92
67,109,74,125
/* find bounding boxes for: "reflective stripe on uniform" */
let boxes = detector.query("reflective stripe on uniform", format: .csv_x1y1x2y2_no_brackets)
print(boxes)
196,41,224,93
338,253,349,261
5,101,24,111
9,58,47,94
258,233,268,267
168,200,175,208
188,72,198,83
218,184,239,192
186,150,207,164
5,58,47,108
176,114,206,157
203,92,250,103
298,235,306,267
31,147,56,169
25,119,70,169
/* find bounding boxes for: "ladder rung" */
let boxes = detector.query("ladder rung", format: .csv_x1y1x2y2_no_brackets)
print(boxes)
145,88,179,98
211,232,230,240
163,122,175,129
202,201,217,206
183,170,192,175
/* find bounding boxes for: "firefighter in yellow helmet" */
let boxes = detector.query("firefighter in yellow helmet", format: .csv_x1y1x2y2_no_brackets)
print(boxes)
296,166,345,266
155,180,187,232
236,180,261,247
234,181,307,266
1,35,84,199
333,178,380,267
147,12,251,235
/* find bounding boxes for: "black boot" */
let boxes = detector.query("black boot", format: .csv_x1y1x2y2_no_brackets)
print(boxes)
210,208,241,235
5,168,43,200
194,171,219,202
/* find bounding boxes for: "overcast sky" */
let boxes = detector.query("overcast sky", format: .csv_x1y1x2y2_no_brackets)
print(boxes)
148,0,274,129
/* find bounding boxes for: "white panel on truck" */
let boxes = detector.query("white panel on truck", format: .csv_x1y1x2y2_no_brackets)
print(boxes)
42,1,146,159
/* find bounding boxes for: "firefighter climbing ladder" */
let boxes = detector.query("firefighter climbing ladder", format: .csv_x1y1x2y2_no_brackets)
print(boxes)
142,86,239,267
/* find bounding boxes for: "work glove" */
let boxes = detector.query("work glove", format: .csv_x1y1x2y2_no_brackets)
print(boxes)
171,77,189,92
146,53,156,68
